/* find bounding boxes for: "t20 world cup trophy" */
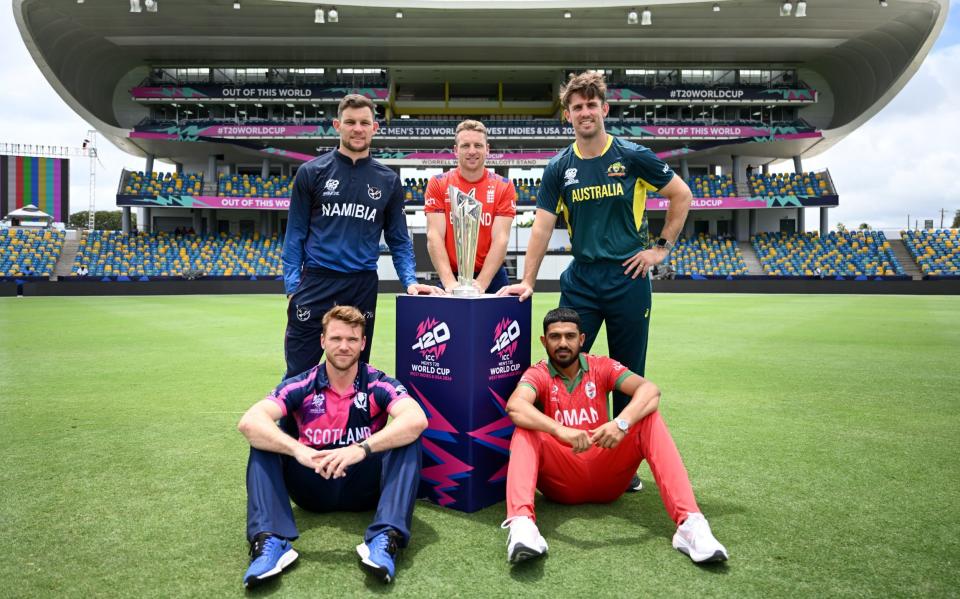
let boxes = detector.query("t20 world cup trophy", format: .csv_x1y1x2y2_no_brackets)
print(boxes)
449,185,483,296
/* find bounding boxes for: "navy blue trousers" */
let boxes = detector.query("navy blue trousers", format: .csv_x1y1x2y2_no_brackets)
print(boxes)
246,439,422,546
559,260,652,415
284,268,379,379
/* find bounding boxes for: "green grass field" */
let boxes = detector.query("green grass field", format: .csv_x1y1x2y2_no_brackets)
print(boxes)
1,293,958,598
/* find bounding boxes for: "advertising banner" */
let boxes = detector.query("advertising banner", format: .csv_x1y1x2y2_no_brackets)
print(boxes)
116,193,838,211
131,85,389,101
395,295,531,513
608,86,817,102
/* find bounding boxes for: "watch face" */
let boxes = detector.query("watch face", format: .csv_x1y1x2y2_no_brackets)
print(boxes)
616,419,629,432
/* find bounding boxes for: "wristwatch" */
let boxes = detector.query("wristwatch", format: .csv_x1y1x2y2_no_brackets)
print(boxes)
615,418,630,434
654,237,675,252
357,440,372,458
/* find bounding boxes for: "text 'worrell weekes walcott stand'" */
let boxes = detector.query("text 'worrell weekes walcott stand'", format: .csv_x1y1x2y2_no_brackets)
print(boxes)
396,294,531,513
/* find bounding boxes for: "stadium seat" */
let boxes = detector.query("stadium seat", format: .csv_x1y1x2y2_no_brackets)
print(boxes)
664,234,748,276
72,230,283,277
901,229,960,277
0,228,64,277
751,231,903,277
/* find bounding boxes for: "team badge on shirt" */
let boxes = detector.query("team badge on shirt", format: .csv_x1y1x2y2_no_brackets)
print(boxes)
607,161,626,177
354,391,368,412
296,305,311,321
585,381,597,399
367,184,382,201
563,168,579,187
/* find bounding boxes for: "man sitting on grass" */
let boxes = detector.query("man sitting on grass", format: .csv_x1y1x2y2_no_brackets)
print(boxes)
238,305,427,587
501,307,729,564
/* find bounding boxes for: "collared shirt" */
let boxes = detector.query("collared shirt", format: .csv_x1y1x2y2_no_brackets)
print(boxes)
282,150,417,295
537,136,674,263
519,353,634,431
266,362,411,450
423,168,517,272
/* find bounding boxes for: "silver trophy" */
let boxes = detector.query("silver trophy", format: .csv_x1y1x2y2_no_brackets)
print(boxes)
449,185,483,296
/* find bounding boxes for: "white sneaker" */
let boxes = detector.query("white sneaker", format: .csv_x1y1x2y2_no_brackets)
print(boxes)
502,516,548,563
672,512,729,563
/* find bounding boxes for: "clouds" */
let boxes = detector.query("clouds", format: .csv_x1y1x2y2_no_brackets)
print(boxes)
801,42,960,229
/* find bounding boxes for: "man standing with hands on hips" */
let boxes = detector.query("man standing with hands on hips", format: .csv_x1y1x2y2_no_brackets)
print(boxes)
424,119,517,294
499,72,692,490
282,94,441,380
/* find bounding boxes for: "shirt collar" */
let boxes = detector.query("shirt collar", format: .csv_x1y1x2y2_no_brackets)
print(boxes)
316,361,369,394
547,353,589,380
334,148,372,167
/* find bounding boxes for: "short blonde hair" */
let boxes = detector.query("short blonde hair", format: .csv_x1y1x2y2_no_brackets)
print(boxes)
455,119,488,145
560,71,608,109
322,305,366,333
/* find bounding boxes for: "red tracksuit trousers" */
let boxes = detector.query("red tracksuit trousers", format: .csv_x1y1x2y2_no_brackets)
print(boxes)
506,410,699,525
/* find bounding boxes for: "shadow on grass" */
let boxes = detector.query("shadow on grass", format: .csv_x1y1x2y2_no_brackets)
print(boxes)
286,507,439,590
244,559,300,596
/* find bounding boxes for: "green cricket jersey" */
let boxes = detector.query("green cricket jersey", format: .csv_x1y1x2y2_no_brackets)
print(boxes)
537,136,675,262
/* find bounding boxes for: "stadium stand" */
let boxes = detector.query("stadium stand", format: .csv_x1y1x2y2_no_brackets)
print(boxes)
219,174,292,198
121,171,203,197
650,174,735,199
749,172,832,197
666,234,748,276
403,178,428,204
752,231,904,277
0,228,64,277
72,231,282,277
902,229,960,277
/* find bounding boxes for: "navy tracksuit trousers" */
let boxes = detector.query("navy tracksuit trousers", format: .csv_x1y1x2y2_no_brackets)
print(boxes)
245,439,422,547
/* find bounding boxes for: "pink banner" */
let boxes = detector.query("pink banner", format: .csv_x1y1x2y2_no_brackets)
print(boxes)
645,197,768,210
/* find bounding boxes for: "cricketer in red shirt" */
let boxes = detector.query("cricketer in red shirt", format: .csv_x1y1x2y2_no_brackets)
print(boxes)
424,120,517,293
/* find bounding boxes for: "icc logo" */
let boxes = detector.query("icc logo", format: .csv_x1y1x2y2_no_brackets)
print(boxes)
490,318,520,360
367,184,382,200
412,317,451,360
563,168,579,187
323,179,340,196
296,305,311,321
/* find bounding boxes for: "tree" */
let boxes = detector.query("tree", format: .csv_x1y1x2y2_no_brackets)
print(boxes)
952,210,960,229
68,210,136,230
835,222,847,233
858,223,872,231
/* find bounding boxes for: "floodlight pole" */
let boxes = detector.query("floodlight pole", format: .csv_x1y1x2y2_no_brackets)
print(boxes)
86,130,98,230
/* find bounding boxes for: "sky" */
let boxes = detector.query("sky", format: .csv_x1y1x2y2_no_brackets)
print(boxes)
0,3,957,230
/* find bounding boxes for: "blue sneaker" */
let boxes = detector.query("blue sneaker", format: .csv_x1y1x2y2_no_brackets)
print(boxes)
356,530,402,583
243,533,298,588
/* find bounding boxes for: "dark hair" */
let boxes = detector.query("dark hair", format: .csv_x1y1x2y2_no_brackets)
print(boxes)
337,94,376,119
560,70,608,109
543,307,581,333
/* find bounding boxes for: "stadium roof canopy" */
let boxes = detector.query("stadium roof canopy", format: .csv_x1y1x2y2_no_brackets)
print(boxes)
14,0,949,163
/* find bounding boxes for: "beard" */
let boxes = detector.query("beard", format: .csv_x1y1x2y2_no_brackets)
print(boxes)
342,137,370,154
550,347,579,369
327,352,360,372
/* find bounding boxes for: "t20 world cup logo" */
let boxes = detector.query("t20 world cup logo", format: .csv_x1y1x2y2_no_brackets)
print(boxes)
412,317,451,361
490,318,520,361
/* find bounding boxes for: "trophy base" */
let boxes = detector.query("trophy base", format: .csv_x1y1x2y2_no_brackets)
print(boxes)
452,286,480,297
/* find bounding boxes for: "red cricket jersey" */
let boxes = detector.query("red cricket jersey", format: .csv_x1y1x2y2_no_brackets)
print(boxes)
423,168,517,273
519,354,633,431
